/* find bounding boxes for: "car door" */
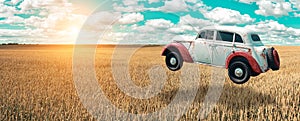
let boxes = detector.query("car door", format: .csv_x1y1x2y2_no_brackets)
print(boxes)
212,31,235,66
192,30,215,64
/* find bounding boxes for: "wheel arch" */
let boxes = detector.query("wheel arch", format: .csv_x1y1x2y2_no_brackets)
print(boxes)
226,52,262,74
162,43,194,63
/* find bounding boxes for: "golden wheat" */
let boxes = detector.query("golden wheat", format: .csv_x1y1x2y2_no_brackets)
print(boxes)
0,45,299,120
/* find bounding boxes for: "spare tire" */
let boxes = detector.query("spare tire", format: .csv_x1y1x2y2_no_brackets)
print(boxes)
267,47,280,71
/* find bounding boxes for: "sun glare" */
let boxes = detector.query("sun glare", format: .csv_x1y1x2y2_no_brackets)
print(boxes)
68,26,80,35
65,26,81,40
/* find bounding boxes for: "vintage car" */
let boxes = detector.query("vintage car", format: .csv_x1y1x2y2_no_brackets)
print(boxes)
162,26,280,84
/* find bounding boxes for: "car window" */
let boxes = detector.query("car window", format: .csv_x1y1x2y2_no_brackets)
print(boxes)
198,31,206,39
216,31,233,42
235,34,243,43
206,30,214,40
251,34,261,41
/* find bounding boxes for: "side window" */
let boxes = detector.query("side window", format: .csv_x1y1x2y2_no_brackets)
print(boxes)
198,31,206,39
216,31,233,42
235,34,243,43
206,30,214,40
251,34,261,41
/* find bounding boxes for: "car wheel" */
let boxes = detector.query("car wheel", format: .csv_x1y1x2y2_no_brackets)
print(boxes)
228,61,251,84
267,47,280,71
165,52,183,71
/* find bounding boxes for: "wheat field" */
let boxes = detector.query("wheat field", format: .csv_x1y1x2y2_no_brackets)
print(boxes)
0,45,299,120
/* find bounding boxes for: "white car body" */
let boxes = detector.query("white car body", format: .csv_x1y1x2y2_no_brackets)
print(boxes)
162,26,280,84
189,26,268,72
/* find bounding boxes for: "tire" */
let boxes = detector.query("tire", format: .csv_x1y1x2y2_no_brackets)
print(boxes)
228,61,251,84
267,47,280,71
165,52,183,71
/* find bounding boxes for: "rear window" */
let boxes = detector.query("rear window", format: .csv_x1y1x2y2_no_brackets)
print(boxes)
235,34,243,43
217,31,233,42
251,34,261,41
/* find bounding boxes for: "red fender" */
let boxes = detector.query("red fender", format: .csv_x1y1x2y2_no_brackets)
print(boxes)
272,49,280,68
226,52,262,74
162,43,194,63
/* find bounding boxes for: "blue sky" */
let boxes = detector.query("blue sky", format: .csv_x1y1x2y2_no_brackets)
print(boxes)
0,0,300,45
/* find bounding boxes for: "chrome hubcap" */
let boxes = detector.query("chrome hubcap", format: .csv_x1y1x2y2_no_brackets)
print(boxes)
234,68,243,77
170,57,177,65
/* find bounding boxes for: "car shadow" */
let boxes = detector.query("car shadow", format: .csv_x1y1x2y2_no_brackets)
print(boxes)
159,82,276,111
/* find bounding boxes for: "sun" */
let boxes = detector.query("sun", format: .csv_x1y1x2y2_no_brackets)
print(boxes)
68,26,81,35
65,26,81,40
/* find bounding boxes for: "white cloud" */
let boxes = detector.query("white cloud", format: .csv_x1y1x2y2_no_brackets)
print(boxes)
238,0,295,17
189,1,211,11
160,15,213,34
86,11,120,26
255,1,292,17
294,13,300,17
0,4,19,17
0,0,89,44
290,0,300,10
113,3,145,12
82,11,119,34
185,0,197,3
148,0,160,4
0,16,24,24
165,15,213,35
287,27,300,37
19,0,72,12
123,0,138,6
119,13,144,24
178,15,212,30
245,20,300,44
1,0,299,44
144,19,174,29
245,20,287,32
0,0,81,31
103,19,179,44
290,0,300,18
104,17,209,44
0,29,45,38
11,0,20,5
203,7,254,24
168,27,186,34
237,0,258,4
160,0,188,12
3,0,21,5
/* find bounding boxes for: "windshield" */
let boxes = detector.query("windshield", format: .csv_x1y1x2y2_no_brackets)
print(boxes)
251,34,261,41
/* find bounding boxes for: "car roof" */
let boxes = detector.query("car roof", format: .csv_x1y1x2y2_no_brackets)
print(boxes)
201,25,254,35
